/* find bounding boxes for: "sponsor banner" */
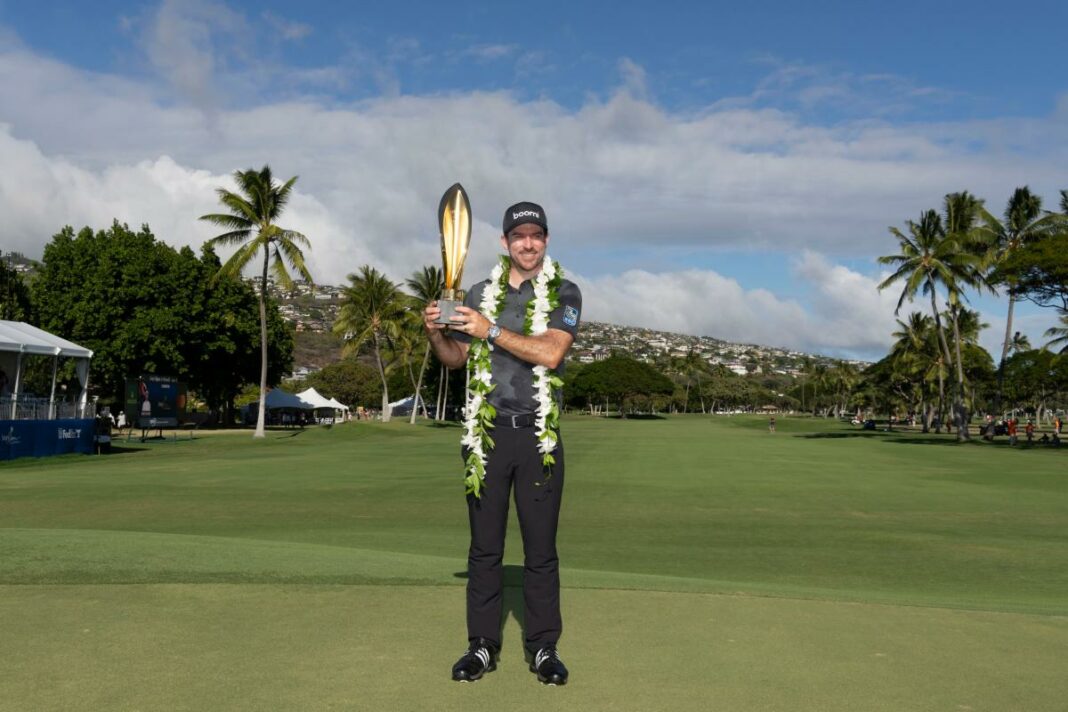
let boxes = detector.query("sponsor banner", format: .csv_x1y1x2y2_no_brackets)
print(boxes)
0,418,95,461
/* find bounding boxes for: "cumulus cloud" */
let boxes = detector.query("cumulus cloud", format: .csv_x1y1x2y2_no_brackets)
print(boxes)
1,30,1065,356
144,0,246,111
575,253,899,358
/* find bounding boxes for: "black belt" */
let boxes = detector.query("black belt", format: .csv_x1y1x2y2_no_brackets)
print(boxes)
493,413,537,428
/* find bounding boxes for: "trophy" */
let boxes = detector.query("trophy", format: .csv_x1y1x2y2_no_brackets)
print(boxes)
436,183,472,325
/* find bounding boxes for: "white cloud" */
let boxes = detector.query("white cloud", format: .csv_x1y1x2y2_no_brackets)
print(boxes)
575,253,899,358
262,11,312,41
1,33,1066,357
464,44,516,61
144,0,246,111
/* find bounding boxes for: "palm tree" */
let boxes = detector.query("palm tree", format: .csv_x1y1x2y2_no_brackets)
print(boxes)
981,187,1066,411
810,363,829,416
682,348,711,413
798,356,814,412
405,266,444,424
890,312,939,431
1045,312,1068,353
200,165,312,438
942,191,990,440
880,211,956,431
393,314,430,420
334,266,407,422
1010,331,1031,354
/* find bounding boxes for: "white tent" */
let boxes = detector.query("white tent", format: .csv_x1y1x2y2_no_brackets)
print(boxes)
297,387,348,423
325,397,349,411
0,320,94,420
296,387,340,410
258,388,312,410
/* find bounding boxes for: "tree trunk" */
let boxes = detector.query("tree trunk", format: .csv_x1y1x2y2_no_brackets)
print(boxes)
441,367,449,421
254,249,269,438
930,289,953,433
435,364,445,421
410,344,432,424
994,290,1015,415
936,362,945,433
372,332,390,422
950,306,970,441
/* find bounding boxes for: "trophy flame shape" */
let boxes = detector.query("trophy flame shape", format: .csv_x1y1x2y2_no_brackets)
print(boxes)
436,183,472,324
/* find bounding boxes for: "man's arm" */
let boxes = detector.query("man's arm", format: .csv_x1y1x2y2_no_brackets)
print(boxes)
450,306,573,369
423,301,470,369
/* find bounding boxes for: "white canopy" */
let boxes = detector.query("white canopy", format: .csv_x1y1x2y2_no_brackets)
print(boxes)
0,320,93,358
0,321,93,419
260,388,312,410
297,387,349,411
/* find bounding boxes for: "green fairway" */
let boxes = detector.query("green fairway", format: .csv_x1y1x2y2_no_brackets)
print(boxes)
2,416,1067,711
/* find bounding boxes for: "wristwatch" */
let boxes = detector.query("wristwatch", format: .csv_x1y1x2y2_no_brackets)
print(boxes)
486,324,502,344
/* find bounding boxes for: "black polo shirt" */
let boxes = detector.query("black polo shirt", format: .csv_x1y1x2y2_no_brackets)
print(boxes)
450,276,582,416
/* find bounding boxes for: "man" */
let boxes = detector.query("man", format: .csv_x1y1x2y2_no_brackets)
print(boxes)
423,201,581,685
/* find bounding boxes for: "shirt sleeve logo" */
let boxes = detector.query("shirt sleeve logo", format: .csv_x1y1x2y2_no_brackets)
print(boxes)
563,305,579,327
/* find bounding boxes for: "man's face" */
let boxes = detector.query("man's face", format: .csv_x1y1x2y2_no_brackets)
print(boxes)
500,223,549,273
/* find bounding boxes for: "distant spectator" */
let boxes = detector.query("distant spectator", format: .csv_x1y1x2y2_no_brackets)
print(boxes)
1025,420,1035,443
768,415,776,433
1007,418,1018,446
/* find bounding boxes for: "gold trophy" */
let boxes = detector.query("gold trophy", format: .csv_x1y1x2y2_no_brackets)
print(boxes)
436,183,472,325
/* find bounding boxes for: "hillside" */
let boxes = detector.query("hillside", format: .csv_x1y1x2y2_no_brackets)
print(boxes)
272,280,864,378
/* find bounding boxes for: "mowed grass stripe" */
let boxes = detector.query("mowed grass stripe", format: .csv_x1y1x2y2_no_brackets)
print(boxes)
2,416,1067,614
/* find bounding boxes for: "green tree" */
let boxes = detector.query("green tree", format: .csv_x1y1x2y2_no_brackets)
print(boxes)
302,358,381,407
889,312,941,430
942,191,990,438
31,223,291,413
200,165,312,438
0,259,32,321
333,266,406,422
980,187,1068,410
1045,312,1068,353
183,244,293,422
570,354,674,416
878,208,979,434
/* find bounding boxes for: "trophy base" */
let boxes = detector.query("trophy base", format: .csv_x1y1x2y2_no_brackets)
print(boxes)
435,299,464,325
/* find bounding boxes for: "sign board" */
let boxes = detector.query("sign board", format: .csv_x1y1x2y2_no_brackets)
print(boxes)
125,374,187,429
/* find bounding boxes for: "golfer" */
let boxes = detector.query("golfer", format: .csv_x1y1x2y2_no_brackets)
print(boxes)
423,201,581,685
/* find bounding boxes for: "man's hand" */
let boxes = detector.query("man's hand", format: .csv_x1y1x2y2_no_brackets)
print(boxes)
423,301,451,336
451,306,491,340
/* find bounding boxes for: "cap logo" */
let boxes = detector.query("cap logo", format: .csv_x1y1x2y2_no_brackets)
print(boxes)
512,210,540,220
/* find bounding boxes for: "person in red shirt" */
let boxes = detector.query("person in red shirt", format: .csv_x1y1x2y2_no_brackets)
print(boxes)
1025,420,1035,443
1007,418,1018,446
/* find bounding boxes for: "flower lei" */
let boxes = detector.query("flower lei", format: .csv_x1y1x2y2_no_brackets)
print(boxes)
461,254,564,498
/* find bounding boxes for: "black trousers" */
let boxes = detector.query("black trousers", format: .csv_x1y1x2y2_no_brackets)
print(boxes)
465,425,564,652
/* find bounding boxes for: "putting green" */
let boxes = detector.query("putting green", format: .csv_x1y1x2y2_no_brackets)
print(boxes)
2,416,1066,710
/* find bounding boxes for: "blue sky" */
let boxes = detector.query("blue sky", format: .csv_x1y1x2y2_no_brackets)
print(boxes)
0,0,1065,359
